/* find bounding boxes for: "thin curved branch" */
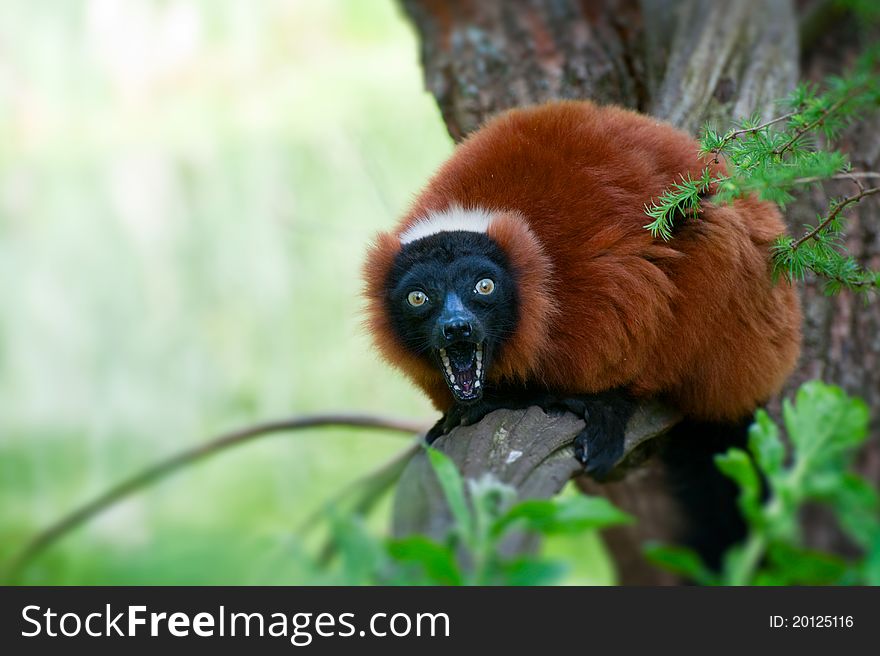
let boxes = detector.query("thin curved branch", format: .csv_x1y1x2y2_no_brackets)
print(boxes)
4,413,428,581
792,171,880,185
771,91,862,157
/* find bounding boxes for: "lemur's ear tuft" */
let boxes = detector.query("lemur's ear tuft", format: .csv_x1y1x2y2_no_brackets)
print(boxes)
485,212,557,383
361,229,447,406
362,230,401,348
362,231,400,299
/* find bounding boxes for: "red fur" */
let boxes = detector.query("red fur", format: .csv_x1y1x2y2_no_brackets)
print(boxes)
363,101,801,421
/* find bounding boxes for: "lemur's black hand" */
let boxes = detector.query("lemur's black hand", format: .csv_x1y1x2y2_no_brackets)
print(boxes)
556,391,635,479
425,418,445,444
426,409,468,444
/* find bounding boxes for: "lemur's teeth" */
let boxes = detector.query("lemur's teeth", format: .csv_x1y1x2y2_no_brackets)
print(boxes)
453,385,461,391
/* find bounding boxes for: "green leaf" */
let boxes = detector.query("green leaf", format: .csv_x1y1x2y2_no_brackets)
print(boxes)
386,536,463,586
816,472,880,548
748,410,785,480
752,571,790,585
498,557,568,586
764,542,849,585
492,495,632,538
329,515,386,585
864,540,880,586
715,448,763,524
784,382,869,459
426,447,474,545
643,543,718,585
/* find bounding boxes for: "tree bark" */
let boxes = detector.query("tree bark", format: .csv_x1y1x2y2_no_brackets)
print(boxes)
395,0,879,580
781,10,880,552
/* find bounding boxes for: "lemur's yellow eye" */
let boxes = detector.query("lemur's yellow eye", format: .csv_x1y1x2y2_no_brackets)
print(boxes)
407,291,428,307
475,278,495,295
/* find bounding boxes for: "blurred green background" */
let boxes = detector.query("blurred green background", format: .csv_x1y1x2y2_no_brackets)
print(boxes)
0,0,612,585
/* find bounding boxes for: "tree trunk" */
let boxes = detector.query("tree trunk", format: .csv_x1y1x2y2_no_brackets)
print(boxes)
396,0,879,580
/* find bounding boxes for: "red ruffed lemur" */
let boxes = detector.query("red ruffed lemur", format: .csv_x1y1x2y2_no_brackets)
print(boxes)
363,100,801,567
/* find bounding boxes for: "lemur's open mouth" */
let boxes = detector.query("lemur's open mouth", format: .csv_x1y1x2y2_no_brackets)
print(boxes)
438,341,484,403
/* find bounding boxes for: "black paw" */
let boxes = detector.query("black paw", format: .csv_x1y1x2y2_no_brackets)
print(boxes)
426,408,463,444
425,417,446,444
574,425,623,479
544,390,635,480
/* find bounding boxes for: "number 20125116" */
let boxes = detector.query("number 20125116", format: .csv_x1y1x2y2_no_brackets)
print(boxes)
770,615,854,628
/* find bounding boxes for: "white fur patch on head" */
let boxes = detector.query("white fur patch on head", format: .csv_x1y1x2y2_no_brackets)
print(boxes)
399,205,493,244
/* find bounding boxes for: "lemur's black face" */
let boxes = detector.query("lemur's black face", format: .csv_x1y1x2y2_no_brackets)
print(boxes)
385,231,518,404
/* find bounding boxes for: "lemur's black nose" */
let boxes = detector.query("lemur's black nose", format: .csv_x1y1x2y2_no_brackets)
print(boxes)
438,292,475,343
442,319,472,341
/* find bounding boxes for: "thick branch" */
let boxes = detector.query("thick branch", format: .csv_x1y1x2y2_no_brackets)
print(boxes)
393,404,680,553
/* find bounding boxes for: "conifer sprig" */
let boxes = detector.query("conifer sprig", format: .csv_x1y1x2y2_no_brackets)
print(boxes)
791,187,880,251
772,186,880,294
643,168,714,240
703,112,796,163
644,48,880,295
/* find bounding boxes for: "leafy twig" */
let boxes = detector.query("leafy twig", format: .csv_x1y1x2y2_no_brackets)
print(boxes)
771,93,855,157
647,382,878,586
645,50,880,292
708,111,797,161
790,187,880,251
772,186,880,293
